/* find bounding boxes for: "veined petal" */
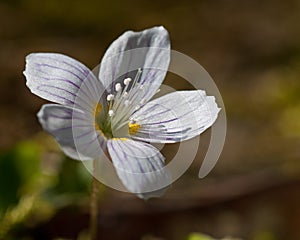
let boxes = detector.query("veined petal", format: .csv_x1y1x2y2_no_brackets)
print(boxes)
130,90,220,143
38,104,106,160
24,53,105,113
99,26,170,103
107,139,171,199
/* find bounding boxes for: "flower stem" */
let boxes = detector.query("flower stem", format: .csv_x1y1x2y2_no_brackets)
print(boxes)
90,160,99,240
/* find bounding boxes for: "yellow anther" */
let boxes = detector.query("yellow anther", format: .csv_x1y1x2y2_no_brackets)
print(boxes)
94,103,103,133
94,103,102,117
128,123,140,135
94,122,100,131
112,137,128,141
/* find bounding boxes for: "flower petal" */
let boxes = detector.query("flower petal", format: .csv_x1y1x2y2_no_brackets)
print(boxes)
38,104,106,160
130,90,220,143
99,26,170,101
107,139,171,199
24,53,104,113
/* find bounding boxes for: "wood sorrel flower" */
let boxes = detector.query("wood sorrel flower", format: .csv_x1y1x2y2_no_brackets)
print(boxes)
24,26,220,199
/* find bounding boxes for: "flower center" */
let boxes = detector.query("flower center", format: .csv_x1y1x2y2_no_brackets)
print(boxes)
94,69,148,139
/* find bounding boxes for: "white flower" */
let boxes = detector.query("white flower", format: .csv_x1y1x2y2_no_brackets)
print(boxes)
23,26,220,199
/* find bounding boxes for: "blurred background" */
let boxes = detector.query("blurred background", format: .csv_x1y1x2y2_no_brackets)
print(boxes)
1,0,300,239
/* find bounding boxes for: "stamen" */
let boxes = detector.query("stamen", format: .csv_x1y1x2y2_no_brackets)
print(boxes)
122,79,131,99
107,94,114,101
128,123,141,135
108,68,145,131
124,78,132,86
115,83,122,92
131,68,142,90
106,94,115,120
108,110,114,117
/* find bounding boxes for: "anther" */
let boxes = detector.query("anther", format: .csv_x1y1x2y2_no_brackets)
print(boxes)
115,83,122,92
108,110,114,116
124,78,132,86
107,94,114,101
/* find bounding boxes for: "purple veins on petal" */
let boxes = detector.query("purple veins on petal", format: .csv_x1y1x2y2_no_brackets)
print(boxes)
35,63,85,83
34,55,90,77
36,88,75,105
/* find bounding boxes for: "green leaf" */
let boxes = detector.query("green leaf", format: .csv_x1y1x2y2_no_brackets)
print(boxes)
187,233,215,240
0,151,21,210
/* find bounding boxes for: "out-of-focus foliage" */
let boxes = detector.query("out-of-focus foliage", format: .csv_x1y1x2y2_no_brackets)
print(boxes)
0,135,92,239
187,233,216,240
252,231,276,240
187,233,242,240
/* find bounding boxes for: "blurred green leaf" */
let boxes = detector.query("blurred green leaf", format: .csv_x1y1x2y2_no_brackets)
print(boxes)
14,141,41,181
0,140,52,239
52,157,90,194
0,151,21,211
187,233,242,240
187,233,215,240
253,231,276,240
0,140,42,212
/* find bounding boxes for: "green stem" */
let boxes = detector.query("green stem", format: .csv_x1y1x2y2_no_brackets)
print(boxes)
90,160,99,240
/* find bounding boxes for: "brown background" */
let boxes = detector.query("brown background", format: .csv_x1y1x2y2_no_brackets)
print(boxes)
1,0,300,239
